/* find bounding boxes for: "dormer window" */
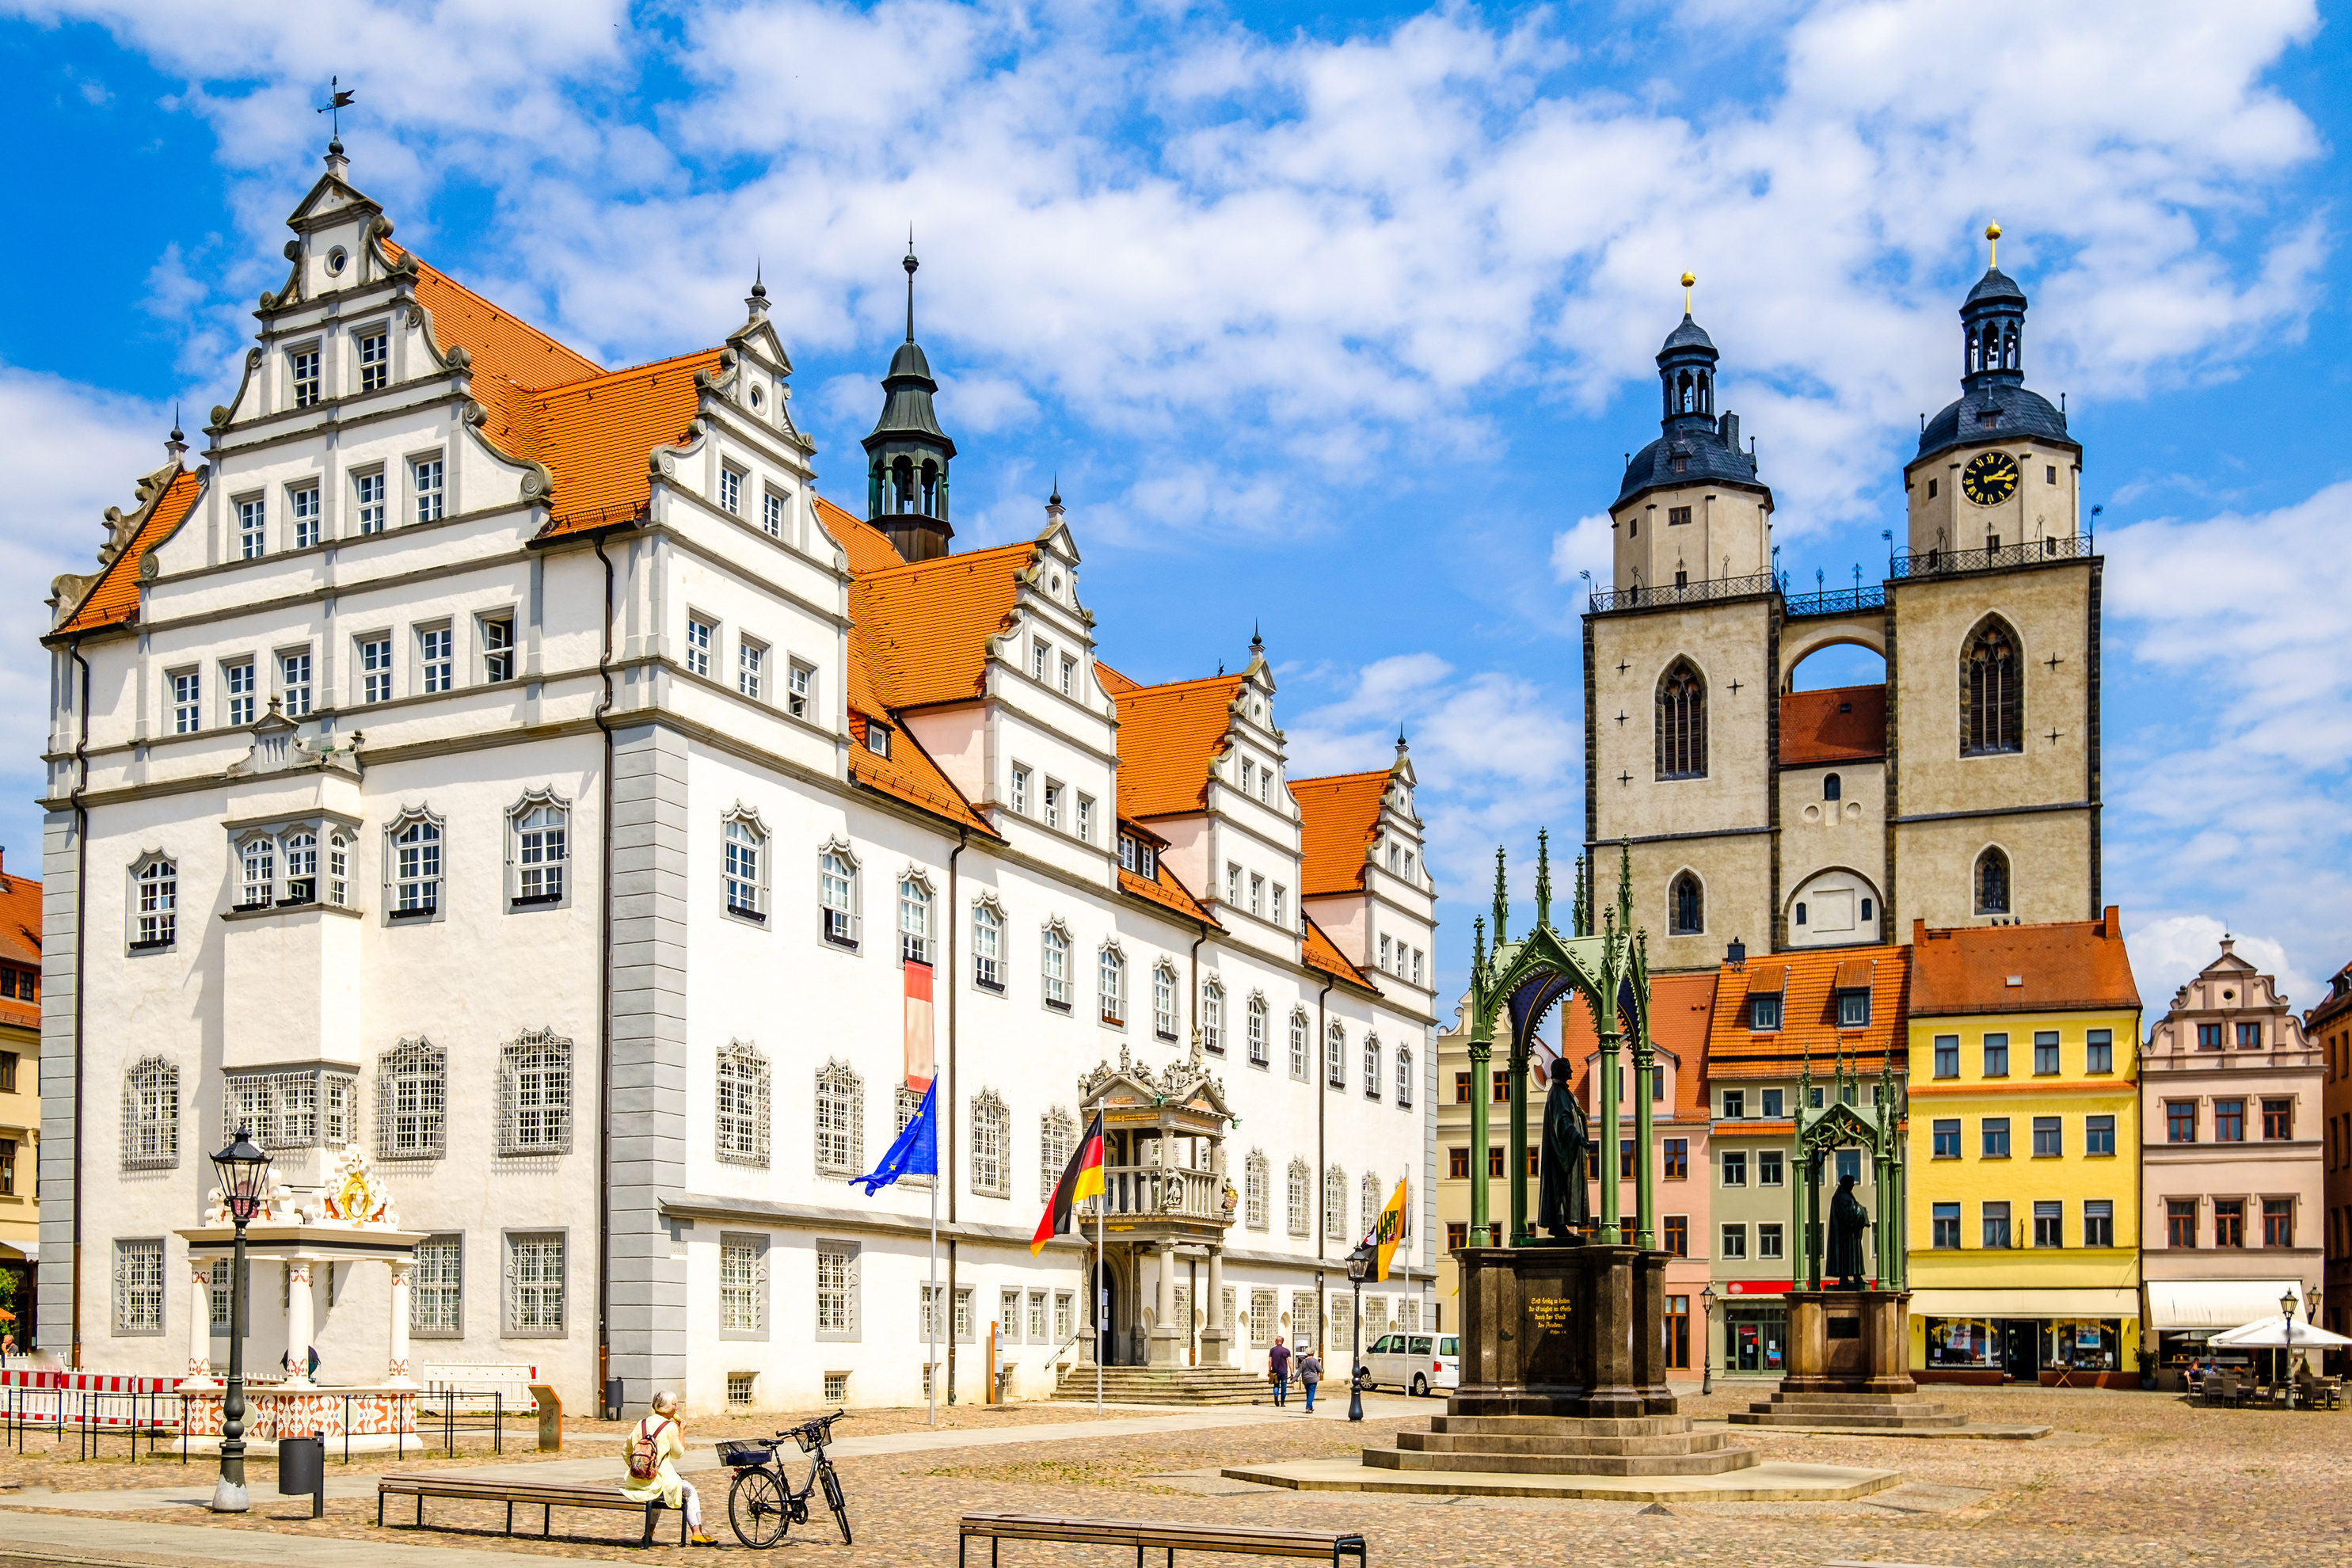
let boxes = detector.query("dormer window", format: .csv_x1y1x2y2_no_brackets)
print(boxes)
1117,834,1156,880
1837,989,1871,1028
866,721,892,759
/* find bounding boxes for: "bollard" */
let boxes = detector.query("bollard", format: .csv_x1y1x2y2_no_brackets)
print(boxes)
528,1384,562,1452
278,1433,325,1519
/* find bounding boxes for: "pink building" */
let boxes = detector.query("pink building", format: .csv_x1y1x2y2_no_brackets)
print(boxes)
2140,939,2324,1376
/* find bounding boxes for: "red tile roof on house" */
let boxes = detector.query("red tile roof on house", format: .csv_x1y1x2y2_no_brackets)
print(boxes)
1094,660,1140,698
1112,674,1246,820
1293,771,1386,896
850,542,1033,710
1119,862,1218,927
1908,908,2141,1018
1303,914,1380,995
0,864,40,1034
1555,972,1716,1121
1779,684,1886,766
1706,943,1912,1079
55,466,203,635
816,495,905,575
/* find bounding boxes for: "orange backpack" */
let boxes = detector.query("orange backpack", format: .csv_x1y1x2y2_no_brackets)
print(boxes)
627,1417,671,1482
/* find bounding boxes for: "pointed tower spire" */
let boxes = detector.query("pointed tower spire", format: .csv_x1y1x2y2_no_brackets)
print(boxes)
1491,847,1509,946
904,228,918,343
1534,828,1552,932
166,405,187,464
746,261,769,320
866,235,957,561
1573,853,1589,938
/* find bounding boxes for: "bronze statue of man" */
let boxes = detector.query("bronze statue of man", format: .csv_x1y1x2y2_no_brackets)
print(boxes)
1826,1170,1871,1288
1537,1057,1591,1241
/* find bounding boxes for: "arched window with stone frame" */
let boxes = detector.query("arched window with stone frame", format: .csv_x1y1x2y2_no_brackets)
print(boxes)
813,1060,864,1175
1244,1150,1269,1231
1656,659,1707,780
1287,1159,1311,1236
722,808,771,923
1289,1009,1311,1080
1974,846,2012,916
715,1041,771,1167
1669,870,1704,935
897,870,936,965
128,852,178,950
376,1036,447,1161
497,1027,573,1155
1361,1171,1383,1238
970,895,1006,991
816,837,858,946
1246,994,1269,1068
385,807,445,918
1961,616,2024,755
1326,1021,1347,1089
1041,920,1073,1011
1098,943,1128,1028
1324,1164,1348,1240
1363,1034,1383,1100
120,1056,180,1170
1152,961,1179,1041
1201,980,1226,1055
508,788,571,908
970,1089,1010,1197
1395,1043,1414,1108
1040,1107,1075,1202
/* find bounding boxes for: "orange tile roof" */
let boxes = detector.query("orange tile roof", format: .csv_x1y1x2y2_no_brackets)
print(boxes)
1113,674,1246,819
0,866,40,979
1779,685,1886,766
1303,914,1380,995
1556,972,1716,1121
1705,943,1912,1079
1094,660,1140,698
1908,908,2140,1017
1120,862,1218,927
850,542,1033,710
816,495,905,574
529,351,724,535
847,713,993,836
55,466,203,635
395,246,603,392
1292,771,1386,896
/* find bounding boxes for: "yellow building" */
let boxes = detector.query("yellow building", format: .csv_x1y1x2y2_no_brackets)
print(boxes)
1905,909,2142,1386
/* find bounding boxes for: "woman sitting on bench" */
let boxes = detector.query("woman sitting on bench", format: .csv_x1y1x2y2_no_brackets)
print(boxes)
622,1391,714,1547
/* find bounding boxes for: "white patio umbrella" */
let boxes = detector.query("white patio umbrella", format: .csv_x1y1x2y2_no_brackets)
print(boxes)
2209,1317,2352,1349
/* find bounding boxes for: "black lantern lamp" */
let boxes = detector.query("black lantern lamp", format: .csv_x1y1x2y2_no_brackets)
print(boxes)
209,1126,272,1513
1344,1241,1376,1423
1700,1281,1717,1396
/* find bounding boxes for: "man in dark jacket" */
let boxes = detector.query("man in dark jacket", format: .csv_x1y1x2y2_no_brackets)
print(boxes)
1268,1337,1291,1406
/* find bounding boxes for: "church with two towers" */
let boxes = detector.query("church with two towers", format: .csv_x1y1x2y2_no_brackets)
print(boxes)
1585,244,2101,972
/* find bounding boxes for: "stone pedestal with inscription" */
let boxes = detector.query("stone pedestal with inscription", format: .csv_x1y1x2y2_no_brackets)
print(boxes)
1731,1287,1964,1429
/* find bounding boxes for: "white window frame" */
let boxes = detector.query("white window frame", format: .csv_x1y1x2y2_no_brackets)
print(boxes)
738,637,766,701
353,468,386,535
720,464,744,516
417,622,454,695
1041,920,1072,1013
1364,1035,1383,1101
815,1239,859,1342
480,614,516,683
1076,794,1094,843
1245,1150,1269,1231
356,327,390,392
814,1060,864,1176
120,1056,180,1169
719,1234,767,1338
412,454,445,523
1289,1010,1311,1081
1324,1165,1348,1241
279,648,314,717
762,487,788,539
223,658,256,728
1044,779,1062,831
972,896,1005,992
715,1040,773,1168
1246,995,1269,1068
169,668,201,734
237,495,265,560
113,1239,166,1335
1396,1044,1414,1108
1153,963,1178,1041
1287,1159,1310,1237
130,854,177,950
376,1036,447,1161
786,658,813,719
1098,942,1127,1029
356,632,394,705
722,809,771,924
685,615,715,679
411,1235,462,1336
898,871,936,966
497,1027,573,1156
817,836,858,946
1010,765,1030,816
509,789,570,908
1327,1022,1347,1089
970,1089,1009,1197
385,809,445,919
290,483,322,550
288,344,322,408
1201,980,1225,1055
503,1231,565,1335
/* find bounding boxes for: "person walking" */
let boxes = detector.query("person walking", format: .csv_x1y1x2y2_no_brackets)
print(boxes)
1268,1337,1291,1407
621,1391,714,1546
1299,1345,1323,1414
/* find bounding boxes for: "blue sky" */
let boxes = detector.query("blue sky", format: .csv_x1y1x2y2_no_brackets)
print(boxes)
2,0,2346,1014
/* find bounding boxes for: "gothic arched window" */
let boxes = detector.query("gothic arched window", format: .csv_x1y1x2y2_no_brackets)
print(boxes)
1962,617,2023,755
1975,847,2011,915
1656,660,1707,780
1669,872,1703,935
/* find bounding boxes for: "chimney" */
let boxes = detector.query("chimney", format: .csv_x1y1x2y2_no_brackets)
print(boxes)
1718,411,1740,452
1725,937,1745,966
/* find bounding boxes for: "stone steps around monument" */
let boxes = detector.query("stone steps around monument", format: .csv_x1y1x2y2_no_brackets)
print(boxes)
1365,1444,1759,1477
1051,1364,1269,1406
1362,1410,1761,1479
1730,1391,1966,1429
1398,1429,1749,1458
1432,1414,1693,1439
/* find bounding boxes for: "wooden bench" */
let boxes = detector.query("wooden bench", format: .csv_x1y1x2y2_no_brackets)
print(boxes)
959,1513,1365,1567
376,1471,690,1547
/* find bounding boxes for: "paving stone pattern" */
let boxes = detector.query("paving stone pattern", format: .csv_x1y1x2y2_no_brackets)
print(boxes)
2,1384,2346,1567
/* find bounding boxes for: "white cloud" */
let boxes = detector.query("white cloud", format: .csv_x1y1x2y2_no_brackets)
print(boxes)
1549,510,1612,590
2127,914,2319,1020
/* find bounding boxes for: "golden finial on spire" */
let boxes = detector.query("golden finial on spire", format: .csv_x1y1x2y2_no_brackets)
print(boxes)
1680,271,1696,314
1985,223,2001,269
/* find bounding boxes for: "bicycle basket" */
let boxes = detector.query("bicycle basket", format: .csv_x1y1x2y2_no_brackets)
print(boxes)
788,1425,824,1454
716,1439,776,1469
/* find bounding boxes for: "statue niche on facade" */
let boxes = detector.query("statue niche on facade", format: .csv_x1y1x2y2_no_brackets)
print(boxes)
1536,1057,1592,1242
1825,1171,1870,1288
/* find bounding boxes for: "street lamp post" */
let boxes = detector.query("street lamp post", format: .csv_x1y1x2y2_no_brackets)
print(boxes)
209,1127,272,1513
1700,1282,1715,1397
2282,1288,2300,1410
1345,1243,1375,1424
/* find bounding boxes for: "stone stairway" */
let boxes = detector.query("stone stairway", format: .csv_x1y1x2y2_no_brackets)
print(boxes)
1730,1390,1966,1429
1364,1414,1759,1477
1052,1364,1270,1406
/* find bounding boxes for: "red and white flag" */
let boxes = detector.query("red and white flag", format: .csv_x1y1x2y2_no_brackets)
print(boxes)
904,959,935,1091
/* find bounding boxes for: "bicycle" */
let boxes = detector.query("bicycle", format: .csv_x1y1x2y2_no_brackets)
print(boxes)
719,1410,852,1547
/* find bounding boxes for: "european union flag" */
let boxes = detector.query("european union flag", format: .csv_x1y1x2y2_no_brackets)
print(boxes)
849,1078,935,1193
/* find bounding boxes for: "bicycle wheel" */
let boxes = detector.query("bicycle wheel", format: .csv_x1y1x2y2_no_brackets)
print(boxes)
820,1463,853,1544
728,1467,790,1548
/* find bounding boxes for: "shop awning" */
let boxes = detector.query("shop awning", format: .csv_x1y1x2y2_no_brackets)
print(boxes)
2145,1280,2309,1331
0,1241,32,1262
1909,1288,2139,1319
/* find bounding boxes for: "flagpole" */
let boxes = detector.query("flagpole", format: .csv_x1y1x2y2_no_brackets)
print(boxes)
1094,1094,1106,1415
928,1164,939,1428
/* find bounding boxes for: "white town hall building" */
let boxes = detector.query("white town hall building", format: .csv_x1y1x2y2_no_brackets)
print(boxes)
35,144,1440,1416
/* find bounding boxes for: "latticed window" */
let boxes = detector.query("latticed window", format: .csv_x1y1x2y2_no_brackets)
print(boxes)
1250,1289,1276,1345
818,846,856,943
1669,871,1703,934
1361,1173,1383,1238
1656,659,1707,779
238,836,276,908
1288,1159,1310,1236
120,1057,179,1170
816,1243,856,1334
133,857,177,946
1247,997,1269,1067
284,832,317,904
1325,1165,1347,1240
327,834,351,908
114,1239,165,1333
498,1029,573,1155
1396,1045,1414,1107
1042,925,1071,1010
972,900,1003,990
726,818,766,919
1201,982,1225,1054
1245,1151,1269,1231
391,816,442,913
720,1239,763,1331
716,1042,771,1167
376,1036,447,1160
1975,847,2011,915
514,801,567,903
899,877,934,965
1098,946,1125,1027
412,1237,462,1333
814,1060,863,1174
971,1090,1008,1197
1327,1022,1346,1088
1153,965,1178,1040
505,1233,564,1332
1289,1010,1310,1079
224,1068,352,1150
1364,1036,1382,1099
892,1086,932,1187
1962,617,2023,755
1041,1108,1075,1202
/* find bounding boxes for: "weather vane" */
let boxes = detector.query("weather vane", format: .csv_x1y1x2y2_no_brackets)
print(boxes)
318,77,356,144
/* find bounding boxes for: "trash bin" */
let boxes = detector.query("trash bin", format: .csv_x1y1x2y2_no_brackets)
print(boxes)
279,1433,325,1517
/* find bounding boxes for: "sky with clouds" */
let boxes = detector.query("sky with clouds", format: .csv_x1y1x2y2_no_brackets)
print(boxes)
2,0,2346,1014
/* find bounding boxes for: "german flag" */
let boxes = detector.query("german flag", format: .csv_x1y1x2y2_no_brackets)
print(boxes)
1030,1113,1105,1254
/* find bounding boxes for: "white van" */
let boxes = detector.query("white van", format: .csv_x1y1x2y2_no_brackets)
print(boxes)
1362,1332,1460,1396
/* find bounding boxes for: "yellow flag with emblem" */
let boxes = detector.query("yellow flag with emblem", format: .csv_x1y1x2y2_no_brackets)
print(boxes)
1373,1178,1410,1281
